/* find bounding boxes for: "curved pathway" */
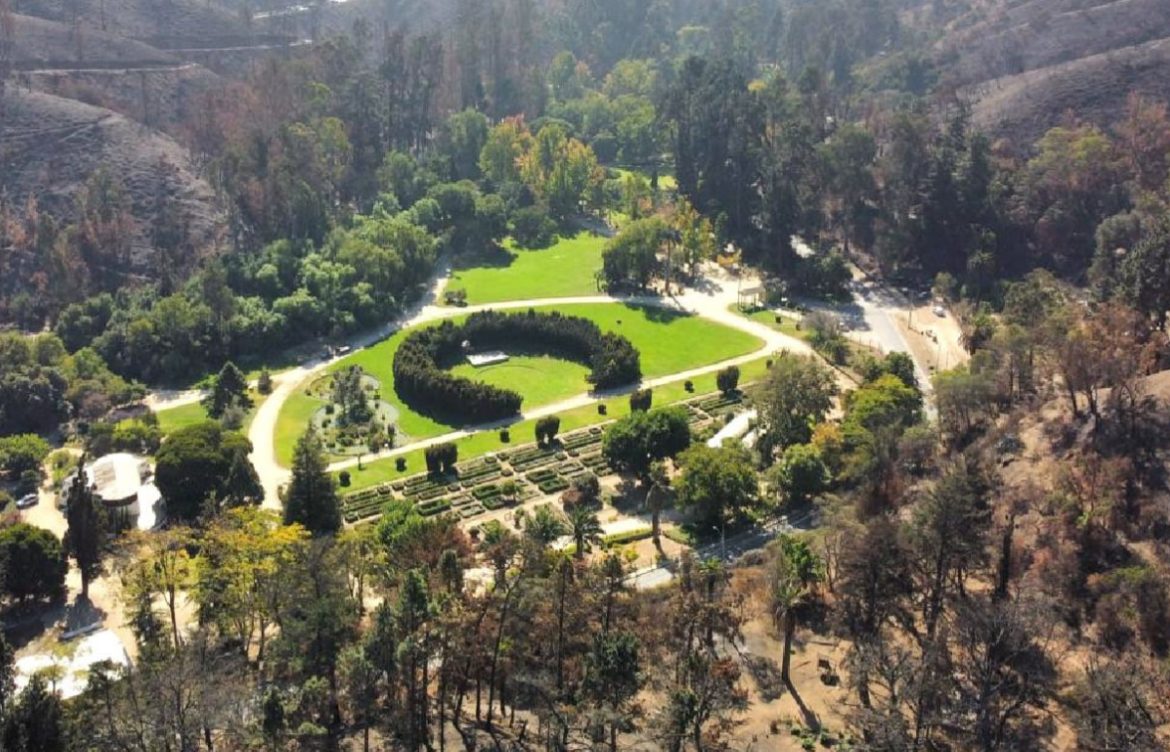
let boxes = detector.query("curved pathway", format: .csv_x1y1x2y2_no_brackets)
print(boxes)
245,269,814,509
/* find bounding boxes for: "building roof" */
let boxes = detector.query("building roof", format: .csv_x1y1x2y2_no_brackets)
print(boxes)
86,453,145,503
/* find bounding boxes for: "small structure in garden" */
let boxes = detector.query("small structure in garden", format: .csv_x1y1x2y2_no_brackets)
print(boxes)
467,350,509,367
737,284,764,310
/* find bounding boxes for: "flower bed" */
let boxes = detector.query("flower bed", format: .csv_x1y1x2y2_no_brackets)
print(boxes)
512,453,561,470
416,498,452,516
472,484,503,500
526,468,558,484
561,431,603,451
537,477,570,494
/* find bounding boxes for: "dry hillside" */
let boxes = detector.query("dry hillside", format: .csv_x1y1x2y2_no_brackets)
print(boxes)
12,0,251,42
0,87,222,278
8,13,177,67
928,0,1170,145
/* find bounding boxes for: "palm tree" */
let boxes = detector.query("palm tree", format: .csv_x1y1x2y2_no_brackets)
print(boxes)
480,520,519,588
646,460,671,550
525,504,568,548
567,505,604,560
770,535,822,684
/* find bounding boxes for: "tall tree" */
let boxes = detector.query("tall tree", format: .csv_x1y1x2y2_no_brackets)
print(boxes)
202,361,250,420
63,460,106,599
582,631,643,751
1,675,63,752
567,505,604,561
755,354,838,458
769,535,821,684
283,428,341,535
674,443,758,528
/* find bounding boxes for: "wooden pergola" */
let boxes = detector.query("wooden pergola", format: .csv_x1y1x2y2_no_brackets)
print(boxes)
737,285,765,310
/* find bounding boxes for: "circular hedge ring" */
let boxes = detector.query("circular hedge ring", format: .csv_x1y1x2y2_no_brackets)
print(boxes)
393,309,641,424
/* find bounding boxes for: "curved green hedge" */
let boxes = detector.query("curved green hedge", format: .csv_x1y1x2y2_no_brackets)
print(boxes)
393,309,641,424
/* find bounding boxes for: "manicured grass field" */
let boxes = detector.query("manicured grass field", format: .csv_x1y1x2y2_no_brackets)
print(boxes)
449,355,592,408
339,353,777,492
156,389,263,435
737,306,811,343
275,302,763,466
156,401,211,434
445,231,607,305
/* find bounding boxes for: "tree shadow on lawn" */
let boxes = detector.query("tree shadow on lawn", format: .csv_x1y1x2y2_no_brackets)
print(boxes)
451,244,517,271
620,301,692,324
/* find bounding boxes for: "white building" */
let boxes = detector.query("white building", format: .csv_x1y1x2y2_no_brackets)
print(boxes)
68,453,163,530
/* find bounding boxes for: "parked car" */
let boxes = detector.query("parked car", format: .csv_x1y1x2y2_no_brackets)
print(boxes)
932,305,946,317
16,493,38,510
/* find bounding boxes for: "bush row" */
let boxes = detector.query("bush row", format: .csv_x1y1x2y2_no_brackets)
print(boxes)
393,310,641,423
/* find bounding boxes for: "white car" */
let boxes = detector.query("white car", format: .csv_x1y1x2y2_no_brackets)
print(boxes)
932,305,946,317
16,493,38,510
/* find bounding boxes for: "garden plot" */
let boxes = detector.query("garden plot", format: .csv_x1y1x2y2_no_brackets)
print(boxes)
338,400,741,525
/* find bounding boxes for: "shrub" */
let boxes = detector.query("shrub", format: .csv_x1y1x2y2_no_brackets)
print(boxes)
444,288,468,306
0,434,51,476
535,415,561,446
339,470,351,487
561,474,601,508
716,365,740,395
598,404,607,415
500,428,510,443
684,380,694,392
0,523,66,602
396,457,407,472
629,388,652,412
258,368,273,395
423,442,459,475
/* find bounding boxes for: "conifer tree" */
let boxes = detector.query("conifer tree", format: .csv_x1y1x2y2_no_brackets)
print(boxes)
203,361,250,419
63,460,107,599
283,428,341,534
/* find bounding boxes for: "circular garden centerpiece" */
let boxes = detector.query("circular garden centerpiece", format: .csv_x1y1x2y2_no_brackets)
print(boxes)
309,366,399,455
393,309,641,424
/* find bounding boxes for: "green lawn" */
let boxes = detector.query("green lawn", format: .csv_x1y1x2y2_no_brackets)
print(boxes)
736,306,812,343
156,389,263,435
340,354,777,492
449,355,591,408
445,231,607,305
610,166,678,192
275,302,763,466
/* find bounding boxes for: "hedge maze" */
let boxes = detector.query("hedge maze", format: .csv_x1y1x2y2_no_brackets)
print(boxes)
393,309,642,424
340,390,748,525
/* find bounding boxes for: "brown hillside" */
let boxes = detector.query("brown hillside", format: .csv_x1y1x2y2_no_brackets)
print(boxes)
12,0,251,42
965,35,1170,146
923,0,1170,146
26,63,224,133
0,88,223,280
937,0,1170,85
8,13,177,68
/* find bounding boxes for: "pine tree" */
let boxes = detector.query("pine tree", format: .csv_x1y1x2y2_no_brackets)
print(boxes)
1,674,64,752
63,460,106,599
223,445,262,508
203,361,250,419
283,429,341,534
